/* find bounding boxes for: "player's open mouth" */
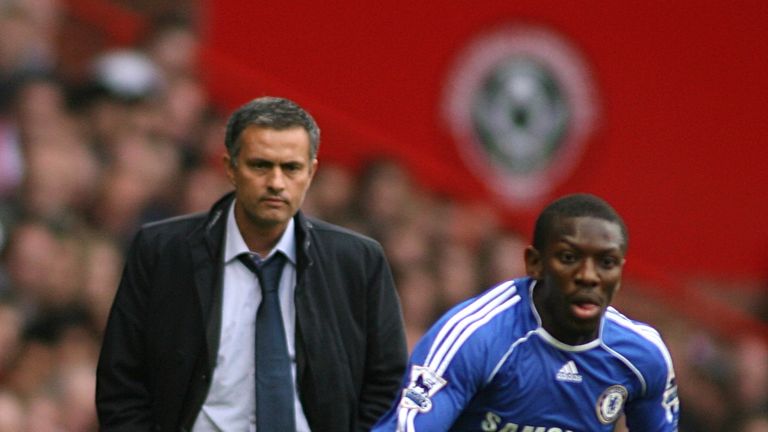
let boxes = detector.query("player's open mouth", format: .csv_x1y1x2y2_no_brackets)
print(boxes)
570,300,601,320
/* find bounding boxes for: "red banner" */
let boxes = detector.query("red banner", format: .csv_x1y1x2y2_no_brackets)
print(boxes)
199,1,768,279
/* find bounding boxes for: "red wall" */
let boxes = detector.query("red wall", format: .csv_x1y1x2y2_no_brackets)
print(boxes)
199,1,768,280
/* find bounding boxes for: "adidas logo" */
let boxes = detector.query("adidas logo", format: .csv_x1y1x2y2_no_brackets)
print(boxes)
556,361,583,383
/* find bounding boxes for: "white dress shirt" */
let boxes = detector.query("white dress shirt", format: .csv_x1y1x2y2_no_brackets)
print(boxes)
192,201,310,431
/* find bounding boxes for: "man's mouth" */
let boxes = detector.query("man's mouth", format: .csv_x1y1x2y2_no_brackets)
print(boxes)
261,196,286,205
570,299,601,321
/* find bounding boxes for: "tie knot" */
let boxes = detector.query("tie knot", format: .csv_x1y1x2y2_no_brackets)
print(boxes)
259,251,286,272
239,252,286,293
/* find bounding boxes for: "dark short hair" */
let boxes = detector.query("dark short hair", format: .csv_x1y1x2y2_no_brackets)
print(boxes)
224,96,320,166
532,193,628,252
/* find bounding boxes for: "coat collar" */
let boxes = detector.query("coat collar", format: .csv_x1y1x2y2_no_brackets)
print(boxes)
200,191,314,272
198,192,235,261
293,210,314,275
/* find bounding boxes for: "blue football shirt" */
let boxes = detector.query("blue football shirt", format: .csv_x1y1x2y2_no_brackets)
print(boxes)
373,277,679,432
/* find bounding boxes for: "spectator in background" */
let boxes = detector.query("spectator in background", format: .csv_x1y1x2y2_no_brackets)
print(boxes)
156,74,209,148
740,413,768,432
0,297,23,379
731,335,768,423
302,161,357,227
478,230,528,288
0,390,25,432
87,127,181,244
380,218,433,273
1,221,61,316
78,233,124,336
0,0,59,87
434,242,482,312
353,158,417,238
397,265,441,352
143,13,200,83
24,393,60,432
54,363,99,432
177,164,232,214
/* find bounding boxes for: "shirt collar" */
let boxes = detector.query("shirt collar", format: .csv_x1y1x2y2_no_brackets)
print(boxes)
224,199,297,265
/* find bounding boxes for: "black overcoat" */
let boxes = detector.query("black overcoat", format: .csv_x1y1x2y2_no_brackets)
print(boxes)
96,193,407,431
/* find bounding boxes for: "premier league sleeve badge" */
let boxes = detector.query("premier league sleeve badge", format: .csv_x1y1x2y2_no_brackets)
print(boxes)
400,365,448,413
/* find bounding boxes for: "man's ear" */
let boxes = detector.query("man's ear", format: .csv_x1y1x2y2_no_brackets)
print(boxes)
223,153,236,186
524,245,542,279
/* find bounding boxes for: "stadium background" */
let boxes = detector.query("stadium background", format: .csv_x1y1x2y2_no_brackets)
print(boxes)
0,0,765,430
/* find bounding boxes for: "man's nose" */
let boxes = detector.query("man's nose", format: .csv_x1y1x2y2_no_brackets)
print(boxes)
267,167,286,190
575,258,599,286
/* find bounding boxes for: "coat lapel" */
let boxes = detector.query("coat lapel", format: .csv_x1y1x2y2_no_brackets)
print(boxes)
293,212,314,392
188,193,232,370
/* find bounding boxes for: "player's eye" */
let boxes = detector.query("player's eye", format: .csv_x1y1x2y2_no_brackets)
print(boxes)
599,256,620,269
558,251,578,264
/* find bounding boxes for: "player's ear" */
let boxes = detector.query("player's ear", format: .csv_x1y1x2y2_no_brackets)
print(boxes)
525,245,542,279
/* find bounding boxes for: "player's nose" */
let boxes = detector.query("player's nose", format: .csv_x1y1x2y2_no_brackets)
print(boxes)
575,258,599,286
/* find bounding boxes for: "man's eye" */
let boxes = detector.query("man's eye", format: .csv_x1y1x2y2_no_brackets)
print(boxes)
559,251,577,263
600,256,619,268
249,161,269,169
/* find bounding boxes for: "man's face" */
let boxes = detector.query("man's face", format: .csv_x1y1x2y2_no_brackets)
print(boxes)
225,125,316,232
525,216,626,345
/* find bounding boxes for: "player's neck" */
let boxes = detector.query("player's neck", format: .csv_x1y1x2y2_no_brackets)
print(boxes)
532,289,600,346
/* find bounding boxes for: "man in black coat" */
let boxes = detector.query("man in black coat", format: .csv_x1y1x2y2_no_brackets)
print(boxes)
96,97,408,431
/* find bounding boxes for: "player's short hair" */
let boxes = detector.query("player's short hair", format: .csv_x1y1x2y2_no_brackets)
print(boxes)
224,96,320,166
532,193,628,252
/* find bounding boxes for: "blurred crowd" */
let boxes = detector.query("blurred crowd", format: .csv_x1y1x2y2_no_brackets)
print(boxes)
0,1,765,431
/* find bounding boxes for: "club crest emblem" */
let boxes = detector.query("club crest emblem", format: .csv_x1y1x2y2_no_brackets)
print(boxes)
596,385,628,424
400,365,447,413
442,24,599,207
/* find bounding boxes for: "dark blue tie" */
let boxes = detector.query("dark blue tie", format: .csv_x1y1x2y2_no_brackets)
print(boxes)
239,252,296,431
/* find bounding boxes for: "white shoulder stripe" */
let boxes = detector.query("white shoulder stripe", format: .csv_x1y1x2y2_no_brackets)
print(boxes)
433,295,521,375
394,281,521,432
397,407,417,432
606,310,673,366
605,309,676,394
424,281,517,366
396,288,521,431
